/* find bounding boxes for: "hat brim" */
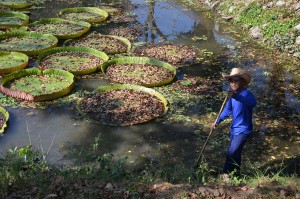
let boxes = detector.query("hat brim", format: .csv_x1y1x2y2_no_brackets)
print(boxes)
222,72,251,85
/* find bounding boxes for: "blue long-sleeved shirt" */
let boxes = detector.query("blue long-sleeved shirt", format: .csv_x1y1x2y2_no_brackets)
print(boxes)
216,88,257,135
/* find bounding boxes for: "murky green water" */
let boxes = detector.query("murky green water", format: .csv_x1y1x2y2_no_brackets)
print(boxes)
0,0,299,174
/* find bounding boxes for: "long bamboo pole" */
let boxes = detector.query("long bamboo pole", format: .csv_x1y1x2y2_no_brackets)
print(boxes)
194,94,229,169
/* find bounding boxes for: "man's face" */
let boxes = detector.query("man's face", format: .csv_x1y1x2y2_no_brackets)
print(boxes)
229,77,244,92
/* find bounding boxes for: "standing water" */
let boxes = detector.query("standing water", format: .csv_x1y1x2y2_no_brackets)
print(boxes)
0,0,299,173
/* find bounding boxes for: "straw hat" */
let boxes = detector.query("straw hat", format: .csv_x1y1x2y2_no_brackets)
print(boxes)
222,68,251,85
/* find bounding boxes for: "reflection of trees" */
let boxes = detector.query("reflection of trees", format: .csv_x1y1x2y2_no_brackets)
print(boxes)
144,1,167,42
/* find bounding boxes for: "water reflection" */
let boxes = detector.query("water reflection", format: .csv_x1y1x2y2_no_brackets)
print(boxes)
132,0,200,42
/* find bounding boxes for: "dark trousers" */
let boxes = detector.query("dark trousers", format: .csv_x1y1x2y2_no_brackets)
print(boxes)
223,133,250,175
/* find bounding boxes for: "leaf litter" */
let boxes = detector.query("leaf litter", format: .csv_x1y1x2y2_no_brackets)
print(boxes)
79,89,165,126
105,63,174,85
133,43,203,66
66,33,128,54
40,52,105,72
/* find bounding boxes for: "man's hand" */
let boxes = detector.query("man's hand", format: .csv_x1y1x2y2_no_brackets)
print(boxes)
211,122,218,129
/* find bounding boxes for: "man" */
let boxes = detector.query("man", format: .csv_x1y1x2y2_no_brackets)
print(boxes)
212,68,257,178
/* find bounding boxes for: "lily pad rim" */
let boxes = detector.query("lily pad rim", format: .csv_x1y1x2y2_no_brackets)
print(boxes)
63,33,132,54
101,56,177,87
0,51,29,74
0,0,34,9
76,83,169,126
37,46,109,75
0,10,30,21
0,31,59,56
0,106,9,134
28,18,91,39
0,67,75,101
28,17,91,28
58,7,109,23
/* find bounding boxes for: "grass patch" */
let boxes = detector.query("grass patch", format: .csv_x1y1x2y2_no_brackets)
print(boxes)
0,142,299,198
236,3,298,39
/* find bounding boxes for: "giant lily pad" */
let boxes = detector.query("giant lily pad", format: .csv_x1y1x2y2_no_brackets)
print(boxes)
0,10,29,29
58,7,108,24
0,68,74,101
101,57,176,87
107,26,143,42
133,43,202,66
38,46,109,75
28,18,91,39
0,51,28,74
0,31,58,56
0,106,9,133
77,84,168,126
0,0,33,9
98,4,136,23
64,33,131,55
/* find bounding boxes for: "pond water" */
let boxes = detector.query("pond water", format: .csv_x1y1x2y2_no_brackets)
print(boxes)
0,0,299,173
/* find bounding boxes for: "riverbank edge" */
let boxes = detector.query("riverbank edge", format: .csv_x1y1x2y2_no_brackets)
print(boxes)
193,0,300,70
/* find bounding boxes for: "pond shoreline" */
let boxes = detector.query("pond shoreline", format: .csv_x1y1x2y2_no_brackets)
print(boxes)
195,0,300,59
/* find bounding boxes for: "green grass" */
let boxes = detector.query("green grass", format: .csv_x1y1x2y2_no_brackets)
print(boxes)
1,138,299,198
235,3,298,39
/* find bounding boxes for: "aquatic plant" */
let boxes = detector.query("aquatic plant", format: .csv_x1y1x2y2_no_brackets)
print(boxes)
0,68,74,101
0,0,33,9
64,33,131,55
58,7,108,24
28,18,91,39
77,84,168,126
101,56,176,87
0,31,58,56
0,106,9,133
38,46,108,75
0,10,29,29
0,51,28,74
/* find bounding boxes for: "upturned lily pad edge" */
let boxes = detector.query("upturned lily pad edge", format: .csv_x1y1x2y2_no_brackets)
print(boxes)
37,46,109,75
101,56,177,87
28,18,91,39
0,106,9,133
58,7,109,23
0,0,34,9
0,10,30,28
0,31,58,56
0,51,29,74
76,83,169,126
0,68,75,101
63,34,132,55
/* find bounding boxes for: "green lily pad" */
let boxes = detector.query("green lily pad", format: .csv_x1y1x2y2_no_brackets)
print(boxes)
98,5,120,15
0,10,29,29
101,56,176,87
77,84,168,126
0,68,74,101
28,18,91,39
38,46,109,75
0,31,58,56
58,7,108,24
0,0,33,9
0,106,9,133
0,51,28,74
64,33,131,55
